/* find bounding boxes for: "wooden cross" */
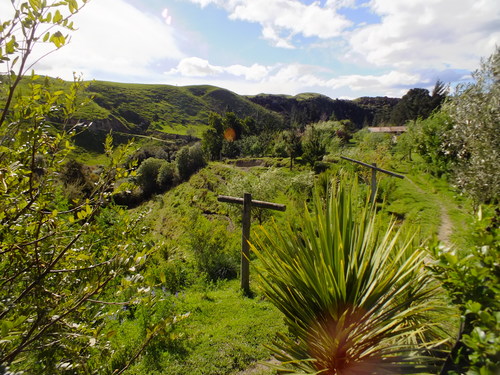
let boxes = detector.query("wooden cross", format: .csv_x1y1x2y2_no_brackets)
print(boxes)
217,193,286,294
340,156,404,202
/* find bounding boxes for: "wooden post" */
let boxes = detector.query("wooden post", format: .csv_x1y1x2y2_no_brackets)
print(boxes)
241,193,252,293
340,156,404,203
217,194,286,294
371,163,377,203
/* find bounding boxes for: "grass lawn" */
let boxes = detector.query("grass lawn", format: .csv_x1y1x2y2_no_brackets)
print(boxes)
126,279,285,375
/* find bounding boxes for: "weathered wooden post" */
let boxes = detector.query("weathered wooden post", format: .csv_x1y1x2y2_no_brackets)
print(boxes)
371,163,377,203
241,193,252,293
217,194,286,294
340,156,404,202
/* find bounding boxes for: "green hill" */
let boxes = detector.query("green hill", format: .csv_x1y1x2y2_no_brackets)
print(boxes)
80,81,284,139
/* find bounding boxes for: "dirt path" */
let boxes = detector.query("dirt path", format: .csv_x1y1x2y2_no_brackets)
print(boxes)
235,358,279,375
438,204,453,247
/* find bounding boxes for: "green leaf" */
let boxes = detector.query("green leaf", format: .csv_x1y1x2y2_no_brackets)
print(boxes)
49,31,66,48
466,301,482,314
53,10,62,23
68,0,78,13
6,36,17,54
159,271,167,284
29,0,42,12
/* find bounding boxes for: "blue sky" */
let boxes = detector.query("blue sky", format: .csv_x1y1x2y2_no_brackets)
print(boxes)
1,0,499,98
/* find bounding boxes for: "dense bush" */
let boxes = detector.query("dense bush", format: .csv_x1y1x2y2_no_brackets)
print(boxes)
188,216,238,282
430,206,499,374
157,161,177,190
301,124,326,167
176,143,207,181
135,157,168,196
408,111,454,176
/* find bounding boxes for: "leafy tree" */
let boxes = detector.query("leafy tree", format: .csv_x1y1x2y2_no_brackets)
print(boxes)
176,143,206,181
135,157,167,196
390,82,447,125
157,160,176,190
442,48,499,205
223,111,246,140
238,135,262,157
201,126,222,160
189,143,206,171
301,124,326,167
0,1,171,372
284,129,302,170
176,146,192,180
201,112,223,160
221,138,240,158
202,112,252,160
252,176,452,374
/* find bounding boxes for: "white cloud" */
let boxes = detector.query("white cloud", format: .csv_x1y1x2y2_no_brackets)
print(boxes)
169,57,223,76
348,0,500,71
168,57,270,80
166,57,421,98
186,0,352,48
327,70,422,95
3,0,185,81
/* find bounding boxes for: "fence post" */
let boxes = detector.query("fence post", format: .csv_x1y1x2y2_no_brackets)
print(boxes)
241,193,252,294
371,163,377,203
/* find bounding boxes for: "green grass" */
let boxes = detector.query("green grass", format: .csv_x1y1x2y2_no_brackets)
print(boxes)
125,280,285,375
122,157,475,374
82,81,283,138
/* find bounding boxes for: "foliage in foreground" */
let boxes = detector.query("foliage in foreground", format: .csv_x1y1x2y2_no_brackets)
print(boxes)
252,176,452,374
431,206,499,374
0,1,174,373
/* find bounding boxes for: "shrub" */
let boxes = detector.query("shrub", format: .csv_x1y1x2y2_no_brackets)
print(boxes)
301,124,326,167
188,216,238,282
135,157,167,196
157,161,177,190
176,143,207,181
430,206,500,374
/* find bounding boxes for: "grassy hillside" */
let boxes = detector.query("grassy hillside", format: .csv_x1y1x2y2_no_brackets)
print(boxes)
80,81,284,138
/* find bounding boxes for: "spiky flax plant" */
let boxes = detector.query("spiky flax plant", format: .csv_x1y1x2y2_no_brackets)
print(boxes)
251,176,451,374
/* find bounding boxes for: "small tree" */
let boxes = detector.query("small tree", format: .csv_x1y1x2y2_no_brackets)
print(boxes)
284,129,302,170
176,143,206,181
201,126,222,161
442,48,499,205
135,157,167,196
302,124,326,167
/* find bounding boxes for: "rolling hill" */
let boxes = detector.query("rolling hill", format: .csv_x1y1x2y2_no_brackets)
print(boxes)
70,80,400,152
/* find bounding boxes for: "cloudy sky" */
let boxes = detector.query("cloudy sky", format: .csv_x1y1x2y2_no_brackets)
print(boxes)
1,0,499,98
